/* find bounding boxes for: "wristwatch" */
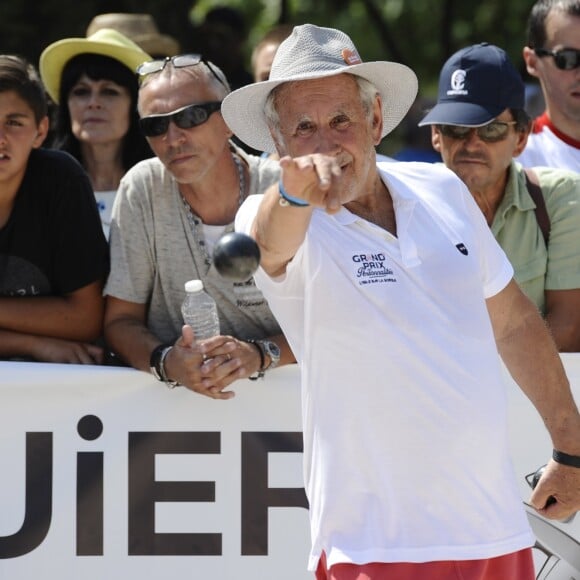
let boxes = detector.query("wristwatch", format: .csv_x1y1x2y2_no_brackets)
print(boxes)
149,344,179,389
247,339,281,380
258,339,281,370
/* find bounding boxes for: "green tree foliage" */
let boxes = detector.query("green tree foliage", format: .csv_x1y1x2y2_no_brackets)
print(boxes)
1,0,534,92
0,0,537,154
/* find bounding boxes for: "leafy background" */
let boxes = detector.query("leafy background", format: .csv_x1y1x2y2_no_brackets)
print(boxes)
0,0,538,153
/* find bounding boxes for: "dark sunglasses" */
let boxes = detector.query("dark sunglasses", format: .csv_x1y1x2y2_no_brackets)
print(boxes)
534,47,580,70
437,121,517,143
136,54,229,90
139,101,222,137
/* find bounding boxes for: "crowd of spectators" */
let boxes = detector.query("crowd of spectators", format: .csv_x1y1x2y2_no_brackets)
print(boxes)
0,2,578,577
1,1,578,370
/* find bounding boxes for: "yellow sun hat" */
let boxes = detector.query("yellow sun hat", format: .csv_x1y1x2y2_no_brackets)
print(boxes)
39,28,152,103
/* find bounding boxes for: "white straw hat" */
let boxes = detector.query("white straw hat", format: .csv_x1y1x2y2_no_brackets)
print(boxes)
221,24,418,153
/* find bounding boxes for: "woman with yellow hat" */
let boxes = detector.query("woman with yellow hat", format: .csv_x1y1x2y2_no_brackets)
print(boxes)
39,29,154,237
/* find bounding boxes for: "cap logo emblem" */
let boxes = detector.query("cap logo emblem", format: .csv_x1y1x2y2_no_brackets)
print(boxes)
447,69,468,96
342,48,362,65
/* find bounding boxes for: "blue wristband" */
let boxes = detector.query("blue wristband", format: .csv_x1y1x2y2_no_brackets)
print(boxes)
278,180,310,207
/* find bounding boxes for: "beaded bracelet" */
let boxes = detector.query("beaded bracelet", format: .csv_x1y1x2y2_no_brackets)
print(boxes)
553,449,580,468
278,180,310,207
247,340,265,381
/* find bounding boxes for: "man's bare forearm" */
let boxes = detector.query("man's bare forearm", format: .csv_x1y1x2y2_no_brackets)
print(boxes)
252,184,313,277
488,281,580,452
104,316,161,372
0,283,104,341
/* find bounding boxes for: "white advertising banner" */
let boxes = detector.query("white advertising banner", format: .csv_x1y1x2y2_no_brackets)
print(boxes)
0,357,579,579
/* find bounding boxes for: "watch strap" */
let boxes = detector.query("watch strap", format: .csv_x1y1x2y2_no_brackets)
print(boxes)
262,340,281,370
150,344,179,388
247,339,266,381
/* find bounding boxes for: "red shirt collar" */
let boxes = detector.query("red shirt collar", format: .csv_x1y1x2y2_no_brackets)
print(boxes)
532,112,580,149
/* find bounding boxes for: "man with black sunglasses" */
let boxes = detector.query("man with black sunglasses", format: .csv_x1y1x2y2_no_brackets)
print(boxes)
420,42,580,351
520,0,580,170
103,54,294,397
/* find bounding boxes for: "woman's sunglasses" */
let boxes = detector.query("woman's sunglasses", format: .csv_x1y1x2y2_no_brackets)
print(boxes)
534,48,580,70
139,101,222,137
437,121,517,143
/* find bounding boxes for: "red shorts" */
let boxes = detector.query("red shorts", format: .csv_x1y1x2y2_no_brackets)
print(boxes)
315,548,535,580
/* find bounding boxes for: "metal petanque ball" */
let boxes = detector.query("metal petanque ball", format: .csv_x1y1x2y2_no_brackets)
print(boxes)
212,232,261,282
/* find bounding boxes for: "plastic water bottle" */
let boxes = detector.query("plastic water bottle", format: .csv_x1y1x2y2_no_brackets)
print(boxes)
181,280,220,340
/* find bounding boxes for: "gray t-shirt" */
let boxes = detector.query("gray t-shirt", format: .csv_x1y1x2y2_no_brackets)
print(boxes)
105,147,282,344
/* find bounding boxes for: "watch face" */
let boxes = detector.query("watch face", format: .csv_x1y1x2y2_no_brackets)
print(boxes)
268,342,281,357
263,340,281,366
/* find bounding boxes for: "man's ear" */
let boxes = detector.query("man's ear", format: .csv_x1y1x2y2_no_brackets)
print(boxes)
523,46,540,79
32,116,49,148
372,95,384,145
513,124,532,157
430,125,442,152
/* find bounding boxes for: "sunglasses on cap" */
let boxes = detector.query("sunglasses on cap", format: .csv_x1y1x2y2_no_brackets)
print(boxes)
139,101,222,137
437,120,517,143
136,54,229,90
534,47,580,70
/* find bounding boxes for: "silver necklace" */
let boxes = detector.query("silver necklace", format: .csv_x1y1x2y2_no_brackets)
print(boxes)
182,152,246,269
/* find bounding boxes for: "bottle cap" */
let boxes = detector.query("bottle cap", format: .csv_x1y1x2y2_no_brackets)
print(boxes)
184,279,203,293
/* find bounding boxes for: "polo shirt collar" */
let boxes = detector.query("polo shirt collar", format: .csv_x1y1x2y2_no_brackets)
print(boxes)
492,161,534,234
330,166,417,226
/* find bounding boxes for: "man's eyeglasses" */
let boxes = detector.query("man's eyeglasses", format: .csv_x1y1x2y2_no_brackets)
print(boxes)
534,48,580,70
139,102,222,137
136,54,229,90
437,121,518,143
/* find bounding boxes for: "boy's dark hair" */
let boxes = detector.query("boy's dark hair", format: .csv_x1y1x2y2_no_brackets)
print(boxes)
0,55,48,123
527,0,580,48
52,53,152,172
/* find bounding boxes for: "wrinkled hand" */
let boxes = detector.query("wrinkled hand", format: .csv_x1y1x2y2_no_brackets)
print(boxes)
165,325,262,399
530,459,580,520
280,154,344,214
30,336,104,364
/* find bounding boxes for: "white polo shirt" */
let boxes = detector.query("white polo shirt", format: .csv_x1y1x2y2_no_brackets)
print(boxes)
236,161,533,571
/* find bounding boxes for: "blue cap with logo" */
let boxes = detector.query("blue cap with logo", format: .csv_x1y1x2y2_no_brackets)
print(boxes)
418,42,525,127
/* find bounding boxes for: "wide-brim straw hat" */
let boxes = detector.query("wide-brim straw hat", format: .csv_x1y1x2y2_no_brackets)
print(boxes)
86,13,180,58
39,28,152,103
221,24,418,153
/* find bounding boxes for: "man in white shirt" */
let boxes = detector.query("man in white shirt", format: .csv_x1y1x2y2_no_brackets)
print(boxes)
222,24,580,580
519,0,580,170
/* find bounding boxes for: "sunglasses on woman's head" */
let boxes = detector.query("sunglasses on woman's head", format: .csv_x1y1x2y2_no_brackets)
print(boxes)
139,101,222,137
136,54,229,90
437,121,517,143
534,48,580,70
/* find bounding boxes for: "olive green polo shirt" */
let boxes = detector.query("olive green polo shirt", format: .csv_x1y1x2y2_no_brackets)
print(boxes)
491,161,580,315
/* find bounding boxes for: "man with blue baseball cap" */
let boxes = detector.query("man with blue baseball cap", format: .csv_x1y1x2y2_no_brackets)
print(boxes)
420,42,580,351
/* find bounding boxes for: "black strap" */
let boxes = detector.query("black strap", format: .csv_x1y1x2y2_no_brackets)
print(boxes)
553,449,580,468
523,168,550,245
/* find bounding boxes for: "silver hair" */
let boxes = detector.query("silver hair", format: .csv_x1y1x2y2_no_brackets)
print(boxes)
139,59,230,101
